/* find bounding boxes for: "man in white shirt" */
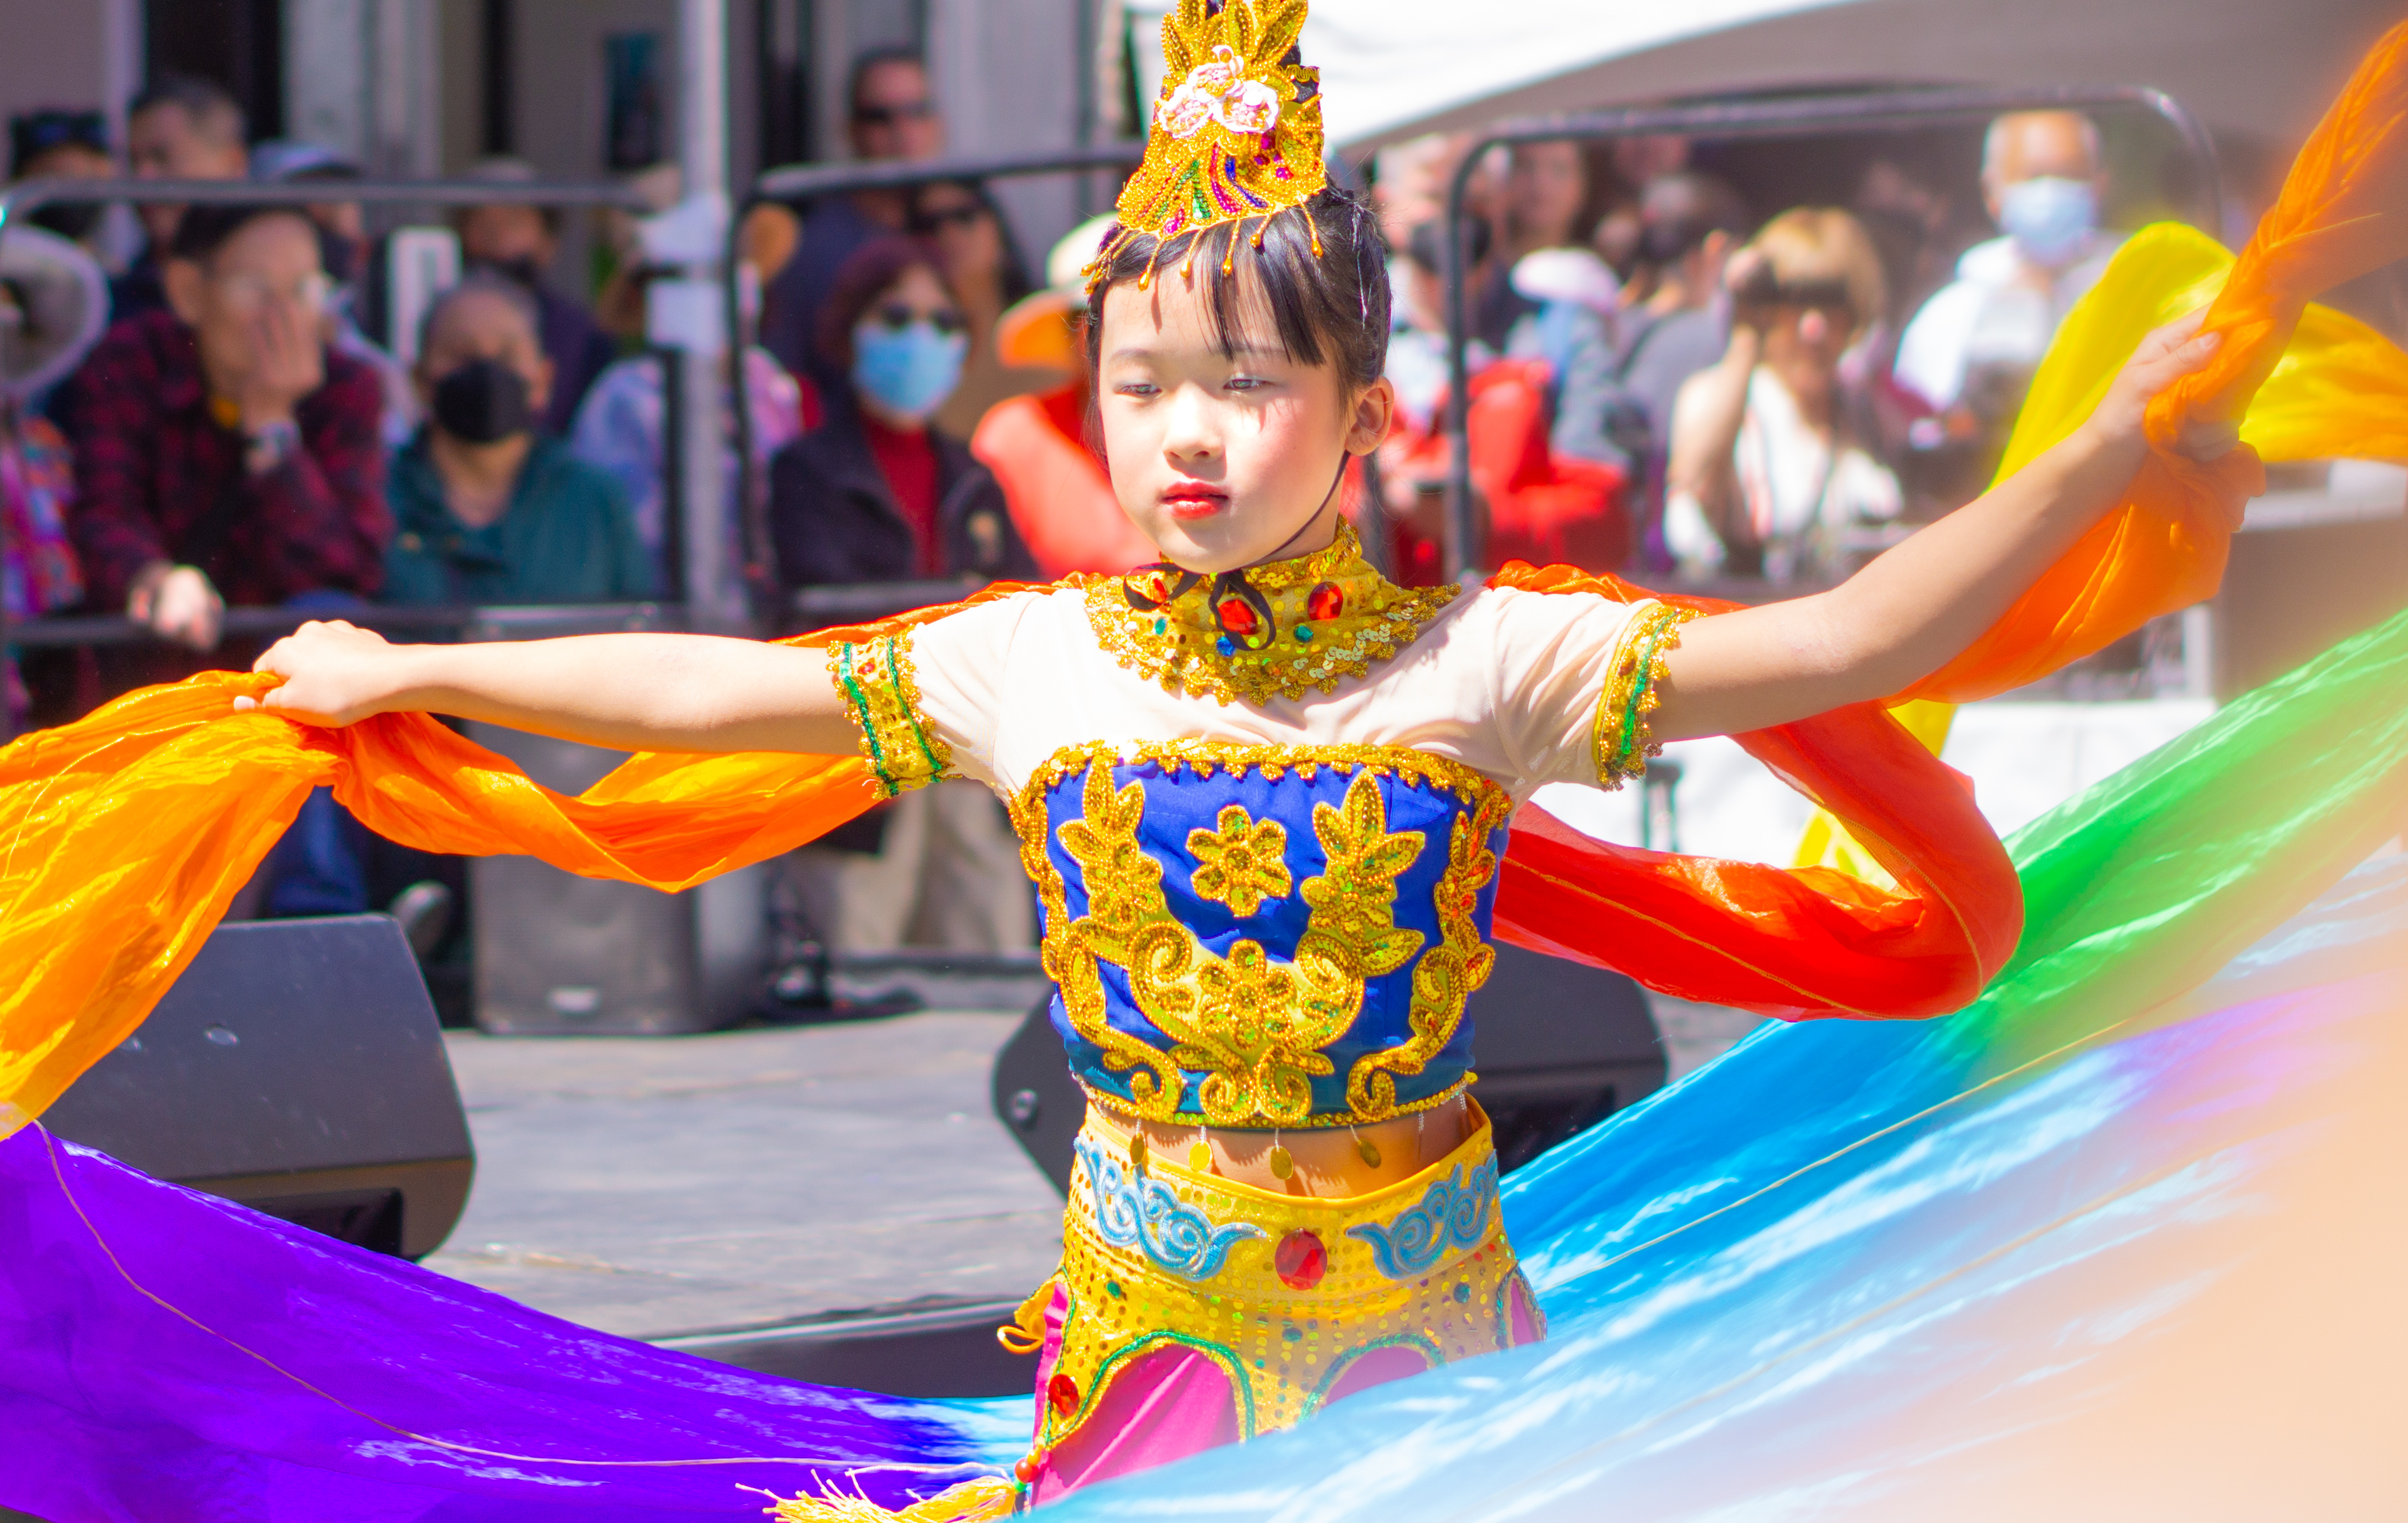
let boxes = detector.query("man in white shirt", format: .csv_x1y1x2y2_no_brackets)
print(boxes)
1893,112,2122,420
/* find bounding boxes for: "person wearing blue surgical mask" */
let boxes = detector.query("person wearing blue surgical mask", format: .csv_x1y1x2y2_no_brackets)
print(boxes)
769,235,1033,589
1892,111,2123,499
765,235,1038,968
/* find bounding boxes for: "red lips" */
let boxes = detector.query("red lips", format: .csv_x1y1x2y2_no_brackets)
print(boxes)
1161,478,1228,521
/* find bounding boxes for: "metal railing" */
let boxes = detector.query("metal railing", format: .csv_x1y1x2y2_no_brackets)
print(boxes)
1440,83,2225,581
0,176,673,740
5,602,674,652
727,142,1145,599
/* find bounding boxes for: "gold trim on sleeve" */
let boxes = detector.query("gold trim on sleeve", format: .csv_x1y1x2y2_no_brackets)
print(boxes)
1591,601,1700,792
828,633,951,799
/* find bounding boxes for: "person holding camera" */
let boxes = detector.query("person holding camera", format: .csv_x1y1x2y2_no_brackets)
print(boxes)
1662,208,1903,584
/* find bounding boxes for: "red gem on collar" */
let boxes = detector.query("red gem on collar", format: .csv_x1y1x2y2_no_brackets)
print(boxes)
1305,581,1344,623
1217,595,1260,639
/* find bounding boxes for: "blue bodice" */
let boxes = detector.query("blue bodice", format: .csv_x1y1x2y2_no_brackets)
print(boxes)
1011,742,1515,1130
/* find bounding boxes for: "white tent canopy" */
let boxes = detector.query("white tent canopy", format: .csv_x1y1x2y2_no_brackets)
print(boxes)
1266,0,2400,151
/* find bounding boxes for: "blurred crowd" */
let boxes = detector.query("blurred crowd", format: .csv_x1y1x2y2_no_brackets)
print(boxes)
0,50,2133,963
1366,109,2126,587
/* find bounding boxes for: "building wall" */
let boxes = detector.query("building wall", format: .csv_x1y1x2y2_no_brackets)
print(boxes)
286,0,373,163
0,3,114,139
926,0,1086,272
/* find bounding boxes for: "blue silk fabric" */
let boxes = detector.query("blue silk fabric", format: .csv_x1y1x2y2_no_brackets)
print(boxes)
1024,750,1512,1128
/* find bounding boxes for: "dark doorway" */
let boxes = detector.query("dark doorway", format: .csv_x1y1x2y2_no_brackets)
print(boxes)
145,0,285,142
758,0,813,168
482,0,516,155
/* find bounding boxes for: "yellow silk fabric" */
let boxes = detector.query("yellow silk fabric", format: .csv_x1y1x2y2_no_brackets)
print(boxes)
1898,19,2408,704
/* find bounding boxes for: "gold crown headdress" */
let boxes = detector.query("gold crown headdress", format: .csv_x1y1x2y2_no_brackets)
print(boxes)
1092,0,1328,286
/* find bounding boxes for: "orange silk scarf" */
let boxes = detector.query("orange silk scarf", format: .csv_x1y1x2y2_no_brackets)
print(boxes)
5,25,2407,1129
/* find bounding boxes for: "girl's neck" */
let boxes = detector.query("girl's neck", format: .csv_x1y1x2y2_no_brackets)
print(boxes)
1233,452,1352,571
1247,503,1343,569
1764,363,1837,434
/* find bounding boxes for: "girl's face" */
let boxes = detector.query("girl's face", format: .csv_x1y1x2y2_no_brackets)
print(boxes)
1095,267,1392,572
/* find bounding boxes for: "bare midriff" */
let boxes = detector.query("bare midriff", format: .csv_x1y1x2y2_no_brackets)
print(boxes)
1083,1092,1474,1197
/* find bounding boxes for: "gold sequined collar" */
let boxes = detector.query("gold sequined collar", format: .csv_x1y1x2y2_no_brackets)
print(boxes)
1084,523,1458,706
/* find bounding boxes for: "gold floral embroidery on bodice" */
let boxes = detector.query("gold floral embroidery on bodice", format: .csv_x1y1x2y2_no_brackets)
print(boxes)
1187,806,1292,916
1008,740,1511,1129
1084,523,1458,706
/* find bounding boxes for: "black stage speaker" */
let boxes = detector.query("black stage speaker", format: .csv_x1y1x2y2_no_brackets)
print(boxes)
992,944,1667,1193
660,1297,1036,1400
463,721,766,1035
42,916,475,1260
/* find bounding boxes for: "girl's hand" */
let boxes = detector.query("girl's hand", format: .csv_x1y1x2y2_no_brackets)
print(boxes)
235,620,414,727
2078,309,2236,471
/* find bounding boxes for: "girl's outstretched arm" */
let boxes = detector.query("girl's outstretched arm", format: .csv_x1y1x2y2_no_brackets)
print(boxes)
238,623,861,757
1652,312,2242,743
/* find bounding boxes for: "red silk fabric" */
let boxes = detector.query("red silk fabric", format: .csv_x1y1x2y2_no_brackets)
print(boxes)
1489,565,2019,1021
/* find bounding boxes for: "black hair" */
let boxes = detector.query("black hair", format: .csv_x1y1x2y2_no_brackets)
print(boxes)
10,109,109,177
129,73,246,144
848,46,928,118
1083,186,1390,396
454,157,564,235
1404,215,1490,277
167,202,315,264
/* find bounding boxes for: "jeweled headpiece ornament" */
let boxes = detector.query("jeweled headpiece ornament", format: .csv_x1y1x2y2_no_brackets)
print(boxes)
1091,0,1328,284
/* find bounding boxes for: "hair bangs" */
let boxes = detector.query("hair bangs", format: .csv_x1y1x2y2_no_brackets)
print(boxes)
1086,186,1390,394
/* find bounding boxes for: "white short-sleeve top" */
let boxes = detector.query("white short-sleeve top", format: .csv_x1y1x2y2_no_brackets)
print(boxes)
822,527,1677,1131
906,572,1646,807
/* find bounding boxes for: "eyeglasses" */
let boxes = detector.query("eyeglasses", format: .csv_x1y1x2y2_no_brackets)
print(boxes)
854,99,936,128
868,302,964,336
914,203,986,232
214,271,335,314
1769,277,1856,319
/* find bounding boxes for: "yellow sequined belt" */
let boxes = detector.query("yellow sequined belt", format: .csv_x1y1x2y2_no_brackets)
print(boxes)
1017,1100,1542,1451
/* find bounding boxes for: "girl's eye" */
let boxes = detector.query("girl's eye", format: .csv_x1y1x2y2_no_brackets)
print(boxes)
1113,380,1159,397
1224,375,1266,393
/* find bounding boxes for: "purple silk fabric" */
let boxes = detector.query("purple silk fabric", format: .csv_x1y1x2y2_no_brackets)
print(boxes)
0,1126,1013,1521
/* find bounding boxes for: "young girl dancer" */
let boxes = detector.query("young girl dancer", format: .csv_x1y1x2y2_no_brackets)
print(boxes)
225,3,2239,1509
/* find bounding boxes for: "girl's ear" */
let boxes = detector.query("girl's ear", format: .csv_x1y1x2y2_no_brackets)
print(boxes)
1345,375,1397,455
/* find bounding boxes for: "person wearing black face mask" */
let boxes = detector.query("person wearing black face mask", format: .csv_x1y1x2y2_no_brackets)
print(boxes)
454,158,619,436
380,276,651,607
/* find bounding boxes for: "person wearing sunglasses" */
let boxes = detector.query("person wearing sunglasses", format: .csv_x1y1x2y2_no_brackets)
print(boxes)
64,202,388,670
1664,207,1904,585
908,179,1046,438
767,235,1036,961
771,236,1031,589
761,48,956,396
